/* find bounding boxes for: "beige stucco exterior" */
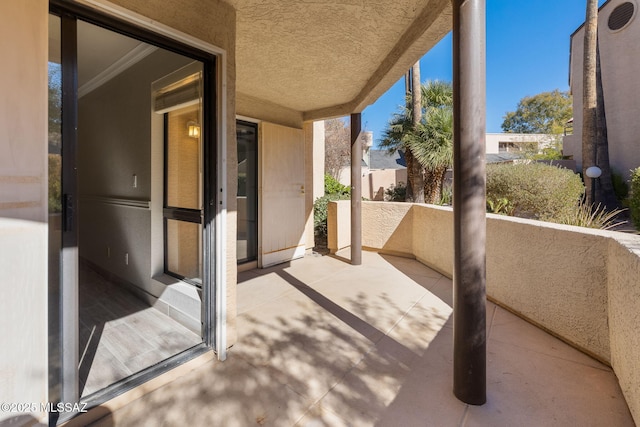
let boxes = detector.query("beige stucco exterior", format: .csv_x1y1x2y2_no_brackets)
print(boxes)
0,2,49,423
328,200,640,423
0,0,461,422
564,0,640,180
230,0,452,119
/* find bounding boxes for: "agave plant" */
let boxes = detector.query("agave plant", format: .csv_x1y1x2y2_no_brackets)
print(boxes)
557,202,627,230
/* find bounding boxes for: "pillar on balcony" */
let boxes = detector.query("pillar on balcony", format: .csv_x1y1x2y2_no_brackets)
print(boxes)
350,113,362,265
452,0,487,405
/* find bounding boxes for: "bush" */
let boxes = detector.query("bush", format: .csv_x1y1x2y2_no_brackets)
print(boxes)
324,174,350,196
313,193,350,237
486,162,584,222
385,182,406,202
315,174,351,237
611,171,629,202
630,167,640,229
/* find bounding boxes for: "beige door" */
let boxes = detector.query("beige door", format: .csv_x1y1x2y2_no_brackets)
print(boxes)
259,122,306,267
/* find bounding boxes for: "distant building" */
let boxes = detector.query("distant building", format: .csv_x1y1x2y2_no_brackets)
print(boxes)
563,0,640,180
333,132,559,200
485,133,557,155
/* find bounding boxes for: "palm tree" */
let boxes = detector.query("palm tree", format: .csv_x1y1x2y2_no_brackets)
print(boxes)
380,80,454,203
582,0,598,205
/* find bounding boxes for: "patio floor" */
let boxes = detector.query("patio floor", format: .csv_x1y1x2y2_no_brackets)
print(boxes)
89,250,634,426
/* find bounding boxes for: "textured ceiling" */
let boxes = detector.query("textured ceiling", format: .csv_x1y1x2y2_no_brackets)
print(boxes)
231,0,452,119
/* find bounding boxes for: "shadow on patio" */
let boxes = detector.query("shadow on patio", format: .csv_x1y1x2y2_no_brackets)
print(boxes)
90,251,633,426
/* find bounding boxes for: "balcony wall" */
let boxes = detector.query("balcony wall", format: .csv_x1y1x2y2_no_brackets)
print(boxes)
328,200,640,424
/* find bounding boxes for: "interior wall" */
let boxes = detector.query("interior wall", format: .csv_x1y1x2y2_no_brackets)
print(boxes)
0,1,49,423
94,0,238,345
78,49,192,298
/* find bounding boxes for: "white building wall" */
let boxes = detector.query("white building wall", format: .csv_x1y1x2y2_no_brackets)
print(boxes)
566,0,640,180
485,133,555,154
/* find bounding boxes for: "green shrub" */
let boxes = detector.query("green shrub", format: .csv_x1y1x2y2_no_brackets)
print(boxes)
630,167,640,229
313,193,350,237
486,162,584,222
324,174,350,196
611,171,629,202
486,197,513,215
436,185,453,206
385,182,406,202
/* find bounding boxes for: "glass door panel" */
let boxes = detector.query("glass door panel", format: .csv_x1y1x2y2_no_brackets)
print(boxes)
48,12,63,404
237,121,258,263
48,6,211,406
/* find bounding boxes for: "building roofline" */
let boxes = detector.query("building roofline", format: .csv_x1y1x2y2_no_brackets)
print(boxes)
568,0,614,87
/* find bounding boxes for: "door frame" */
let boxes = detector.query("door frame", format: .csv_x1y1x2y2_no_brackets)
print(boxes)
49,0,226,415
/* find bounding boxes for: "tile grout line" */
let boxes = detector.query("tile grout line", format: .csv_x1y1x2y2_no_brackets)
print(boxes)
486,302,497,341
458,405,470,427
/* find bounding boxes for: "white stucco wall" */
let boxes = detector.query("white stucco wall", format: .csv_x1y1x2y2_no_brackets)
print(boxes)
328,201,640,423
485,133,555,154
567,0,640,180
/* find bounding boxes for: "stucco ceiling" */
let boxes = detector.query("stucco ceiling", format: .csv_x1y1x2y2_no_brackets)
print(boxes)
230,0,452,120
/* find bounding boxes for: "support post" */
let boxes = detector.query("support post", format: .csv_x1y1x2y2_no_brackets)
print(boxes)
350,113,362,265
452,0,487,405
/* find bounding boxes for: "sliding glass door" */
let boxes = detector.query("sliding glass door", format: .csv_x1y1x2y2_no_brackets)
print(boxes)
48,2,217,416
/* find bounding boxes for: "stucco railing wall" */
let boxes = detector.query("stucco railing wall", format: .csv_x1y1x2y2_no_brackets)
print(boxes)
327,200,640,423
607,236,640,423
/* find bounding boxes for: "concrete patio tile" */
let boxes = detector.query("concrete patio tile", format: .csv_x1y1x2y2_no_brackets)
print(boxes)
299,262,432,337
489,305,608,370
233,291,377,401
236,270,299,314
278,253,351,285
91,355,311,427
383,290,453,354
320,326,467,426
464,339,635,427
425,276,453,306
91,253,635,427
379,253,444,280
295,404,354,427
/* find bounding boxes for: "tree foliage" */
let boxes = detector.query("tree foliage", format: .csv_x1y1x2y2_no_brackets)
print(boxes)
380,80,454,203
629,167,640,230
501,89,572,134
313,174,350,238
324,118,351,179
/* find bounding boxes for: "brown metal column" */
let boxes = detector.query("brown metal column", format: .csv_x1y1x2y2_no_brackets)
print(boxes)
350,113,362,265
452,0,487,405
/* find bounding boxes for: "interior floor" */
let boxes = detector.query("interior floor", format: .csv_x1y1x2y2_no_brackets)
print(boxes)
78,263,201,397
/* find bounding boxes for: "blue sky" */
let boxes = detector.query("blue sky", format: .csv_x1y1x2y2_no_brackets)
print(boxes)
362,0,606,147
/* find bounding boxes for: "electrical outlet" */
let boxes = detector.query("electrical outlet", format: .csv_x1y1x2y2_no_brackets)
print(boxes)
132,174,138,188
107,246,111,258
125,253,129,265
